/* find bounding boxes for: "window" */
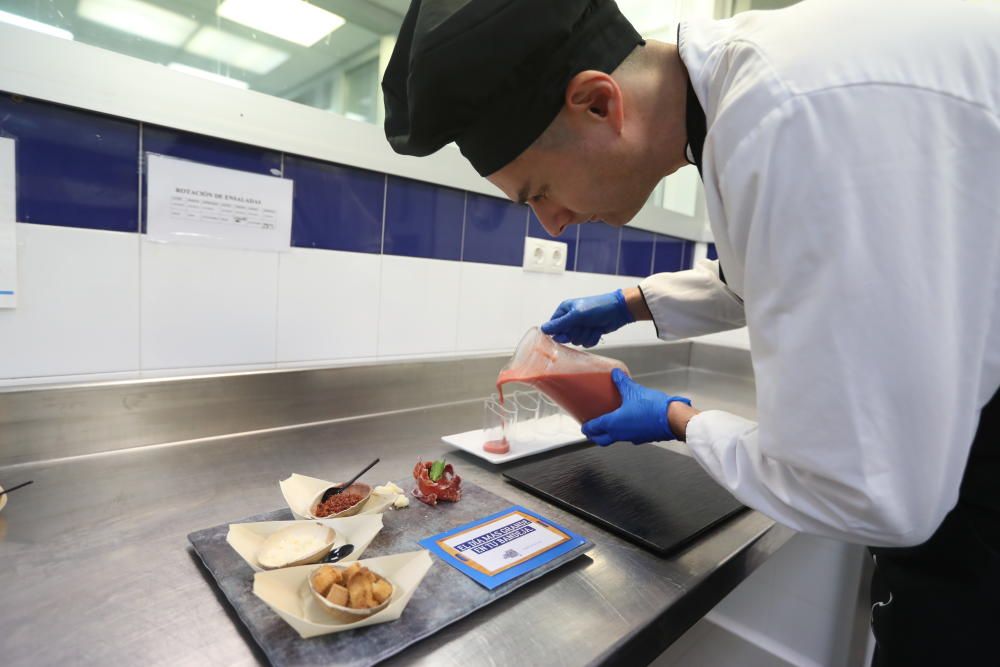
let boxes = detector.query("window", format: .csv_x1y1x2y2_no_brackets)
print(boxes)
0,0,403,120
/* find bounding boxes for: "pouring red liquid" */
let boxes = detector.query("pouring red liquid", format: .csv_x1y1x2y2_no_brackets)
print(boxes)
490,328,629,451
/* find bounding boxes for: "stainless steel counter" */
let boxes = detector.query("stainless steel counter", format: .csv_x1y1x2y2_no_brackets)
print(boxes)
0,354,794,667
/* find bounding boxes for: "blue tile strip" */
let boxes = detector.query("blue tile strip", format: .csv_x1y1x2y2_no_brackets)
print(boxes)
653,235,687,274
0,93,139,233
285,155,384,254
576,223,620,275
383,176,463,261
143,125,282,175
462,193,528,266
1,92,706,278
618,227,655,277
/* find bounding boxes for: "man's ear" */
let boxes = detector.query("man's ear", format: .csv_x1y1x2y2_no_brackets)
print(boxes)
563,70,624,135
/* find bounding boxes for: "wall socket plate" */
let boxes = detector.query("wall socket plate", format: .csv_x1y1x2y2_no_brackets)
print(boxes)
523,237,567,274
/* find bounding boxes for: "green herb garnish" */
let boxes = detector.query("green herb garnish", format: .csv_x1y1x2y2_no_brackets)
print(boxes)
429,458,446,482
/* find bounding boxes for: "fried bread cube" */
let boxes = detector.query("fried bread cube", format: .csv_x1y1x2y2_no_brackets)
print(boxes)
326,583,349,607
311,565,338,596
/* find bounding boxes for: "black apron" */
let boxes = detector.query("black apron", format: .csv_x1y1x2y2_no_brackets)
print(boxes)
681,44,1000,667
869,391,1000,667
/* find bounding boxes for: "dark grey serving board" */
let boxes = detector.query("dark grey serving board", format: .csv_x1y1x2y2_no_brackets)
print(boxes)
188,480,592,667
504,444,746,557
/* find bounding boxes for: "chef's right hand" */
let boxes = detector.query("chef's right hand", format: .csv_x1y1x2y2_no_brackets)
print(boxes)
541,289,634,348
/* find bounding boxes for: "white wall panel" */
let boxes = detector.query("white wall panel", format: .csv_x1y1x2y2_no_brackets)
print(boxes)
377,255,460,357
456,262,527,354
140,239,279,371
277,248,380,363
0,224,139,381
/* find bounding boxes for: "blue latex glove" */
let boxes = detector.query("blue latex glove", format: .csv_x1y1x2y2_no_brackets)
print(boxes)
582,369,692,446
540,289,634,348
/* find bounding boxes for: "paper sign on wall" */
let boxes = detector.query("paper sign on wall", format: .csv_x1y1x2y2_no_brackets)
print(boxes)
0,137,15,309
146,153,293,252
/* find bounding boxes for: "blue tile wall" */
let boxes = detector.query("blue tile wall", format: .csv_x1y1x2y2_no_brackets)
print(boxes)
462,193,528,266
285,156,384,254
141,125,283,232
576,223,620,275
0,93,139,232
4,94,705,281
707,243,718,261
528,212,578,271
143,125,282,175
383,176,464,261
653,236,688,273
618,227,655,277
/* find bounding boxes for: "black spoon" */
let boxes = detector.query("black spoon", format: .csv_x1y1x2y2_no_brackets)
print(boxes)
0,480,33,498
322,543,355,563
321,458,380,502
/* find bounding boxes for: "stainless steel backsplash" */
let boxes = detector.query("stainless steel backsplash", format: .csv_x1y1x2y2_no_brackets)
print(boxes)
0,342,707,467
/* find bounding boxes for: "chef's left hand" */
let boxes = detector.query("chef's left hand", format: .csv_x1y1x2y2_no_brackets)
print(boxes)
582,369,692,446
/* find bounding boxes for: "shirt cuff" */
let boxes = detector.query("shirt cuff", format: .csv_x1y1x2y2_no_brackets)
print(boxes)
684,410,758,479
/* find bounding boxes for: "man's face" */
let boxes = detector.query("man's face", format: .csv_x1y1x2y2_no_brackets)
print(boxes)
487,117,658,237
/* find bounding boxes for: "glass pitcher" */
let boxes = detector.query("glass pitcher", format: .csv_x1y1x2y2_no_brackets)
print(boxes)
496,327,630,423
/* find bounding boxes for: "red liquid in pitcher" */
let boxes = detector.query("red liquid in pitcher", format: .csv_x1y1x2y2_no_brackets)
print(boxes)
497,370,622,423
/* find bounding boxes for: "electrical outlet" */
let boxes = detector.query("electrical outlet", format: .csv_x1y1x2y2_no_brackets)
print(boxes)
523,237,567,274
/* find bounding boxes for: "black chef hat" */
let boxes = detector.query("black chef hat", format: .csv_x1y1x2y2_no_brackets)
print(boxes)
382,0,643,176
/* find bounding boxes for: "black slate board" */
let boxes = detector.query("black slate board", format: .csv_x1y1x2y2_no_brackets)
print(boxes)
188,480,592,667
503,444,745,556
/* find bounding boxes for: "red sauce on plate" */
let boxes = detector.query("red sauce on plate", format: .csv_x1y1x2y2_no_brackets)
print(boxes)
483,438,510,454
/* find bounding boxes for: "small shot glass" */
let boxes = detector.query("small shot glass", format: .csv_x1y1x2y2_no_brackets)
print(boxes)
512,391,542,441
535,393,564,436
483,396,518,452
512,390,540,418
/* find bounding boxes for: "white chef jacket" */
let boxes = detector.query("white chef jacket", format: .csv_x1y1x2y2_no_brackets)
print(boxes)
639,0,1000,547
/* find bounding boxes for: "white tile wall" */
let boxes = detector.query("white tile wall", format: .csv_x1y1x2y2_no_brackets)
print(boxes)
140,238,279,372
0,223,139,382
456,262,528,354
518,270,572,333
2,227,666,385
377,255,460,357
277,248,380,363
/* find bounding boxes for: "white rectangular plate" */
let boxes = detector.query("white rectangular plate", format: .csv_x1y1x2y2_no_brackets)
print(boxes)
442,416,586,464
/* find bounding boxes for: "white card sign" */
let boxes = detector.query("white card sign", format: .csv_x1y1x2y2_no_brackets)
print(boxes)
146,153,293,252
0,137,16,309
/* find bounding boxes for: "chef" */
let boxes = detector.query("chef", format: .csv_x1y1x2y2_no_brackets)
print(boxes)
381,0,1000,664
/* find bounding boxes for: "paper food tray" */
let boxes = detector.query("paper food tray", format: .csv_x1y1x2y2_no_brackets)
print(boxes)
253,550,433,639
280,473,396,519
226,513,385,572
